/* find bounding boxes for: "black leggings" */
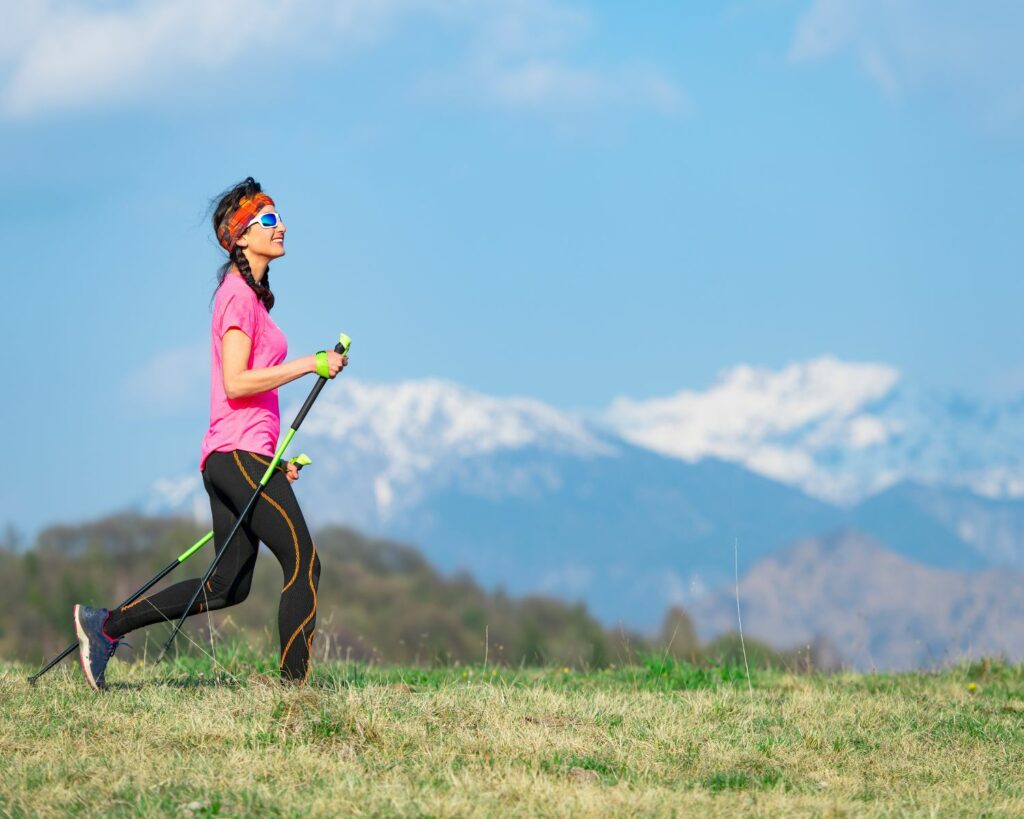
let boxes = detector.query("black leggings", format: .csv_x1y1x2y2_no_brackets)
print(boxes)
105,450,321,682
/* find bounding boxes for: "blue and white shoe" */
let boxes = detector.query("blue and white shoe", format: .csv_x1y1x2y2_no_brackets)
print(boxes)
73,604,120,691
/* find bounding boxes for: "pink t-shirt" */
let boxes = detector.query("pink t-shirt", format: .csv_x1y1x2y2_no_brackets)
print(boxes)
199,274,288,470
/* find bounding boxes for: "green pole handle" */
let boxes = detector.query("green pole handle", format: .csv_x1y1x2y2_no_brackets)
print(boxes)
258,332,351,485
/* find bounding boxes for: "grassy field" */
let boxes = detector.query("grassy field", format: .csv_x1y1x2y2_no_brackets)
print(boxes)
2,653,1023,817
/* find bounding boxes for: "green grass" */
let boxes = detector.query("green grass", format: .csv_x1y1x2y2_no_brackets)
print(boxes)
2,654,1024,817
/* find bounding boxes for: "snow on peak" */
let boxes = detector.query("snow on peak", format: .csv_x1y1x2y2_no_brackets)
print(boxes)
145,474,207,523
605,357,903,503
301,377,613,460
294,378,616,520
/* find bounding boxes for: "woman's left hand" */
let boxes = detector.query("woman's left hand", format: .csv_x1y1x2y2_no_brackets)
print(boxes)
285,462,300,483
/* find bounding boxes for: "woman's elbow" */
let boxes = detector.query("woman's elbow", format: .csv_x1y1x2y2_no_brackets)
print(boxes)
223,377,245,399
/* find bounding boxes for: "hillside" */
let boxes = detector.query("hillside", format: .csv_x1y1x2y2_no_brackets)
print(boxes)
1,515,639,669
691,530,1024,670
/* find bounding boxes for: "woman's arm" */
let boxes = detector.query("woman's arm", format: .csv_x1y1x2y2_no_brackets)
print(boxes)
222,328,346,399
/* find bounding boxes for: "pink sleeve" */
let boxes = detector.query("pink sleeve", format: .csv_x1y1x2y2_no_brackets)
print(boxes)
214,287,257,340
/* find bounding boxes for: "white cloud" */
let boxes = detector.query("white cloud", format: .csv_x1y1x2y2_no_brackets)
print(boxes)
0,0,683,118
790,0,1024,120
2,0,301,116
436,0,684,115
476,60,683,114
120,344,207,416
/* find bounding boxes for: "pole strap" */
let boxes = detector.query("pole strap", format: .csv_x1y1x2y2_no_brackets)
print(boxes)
315,351,330,379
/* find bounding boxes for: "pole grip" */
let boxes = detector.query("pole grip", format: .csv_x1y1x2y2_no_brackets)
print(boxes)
290,333,350,431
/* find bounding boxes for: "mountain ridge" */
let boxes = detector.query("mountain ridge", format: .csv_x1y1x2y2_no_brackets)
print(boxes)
689,529,1024,670
142,365,1024,642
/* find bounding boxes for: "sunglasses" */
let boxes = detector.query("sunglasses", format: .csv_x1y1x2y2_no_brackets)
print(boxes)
245,211,284,230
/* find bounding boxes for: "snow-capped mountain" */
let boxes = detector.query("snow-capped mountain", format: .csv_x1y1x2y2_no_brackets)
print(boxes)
298,379,618,527
604,356,1024,505
144,360,1024,635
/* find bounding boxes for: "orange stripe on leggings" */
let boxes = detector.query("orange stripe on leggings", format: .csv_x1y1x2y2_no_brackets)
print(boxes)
248,452,284,473
120,595,149,613
280,541,318,679
124,576,209,614
232,452,317,681
232,451,301,592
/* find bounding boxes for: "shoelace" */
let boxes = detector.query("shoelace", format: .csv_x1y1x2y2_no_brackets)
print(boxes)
103,638,121,662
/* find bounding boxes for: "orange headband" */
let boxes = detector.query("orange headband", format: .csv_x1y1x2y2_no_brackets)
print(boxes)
217,193,275,251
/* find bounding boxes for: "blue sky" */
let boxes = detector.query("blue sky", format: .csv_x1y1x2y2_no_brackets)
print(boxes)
2,0,1023,534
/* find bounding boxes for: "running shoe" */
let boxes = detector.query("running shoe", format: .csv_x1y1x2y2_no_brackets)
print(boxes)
73,604,119,691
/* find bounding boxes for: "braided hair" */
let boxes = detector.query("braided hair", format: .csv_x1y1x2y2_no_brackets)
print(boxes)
230,244,275,311
211,177,276,312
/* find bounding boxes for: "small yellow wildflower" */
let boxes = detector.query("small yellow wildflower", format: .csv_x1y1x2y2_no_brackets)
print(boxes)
968,682,978,693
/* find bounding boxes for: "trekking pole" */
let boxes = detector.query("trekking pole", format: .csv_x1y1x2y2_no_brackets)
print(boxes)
157,332,351,662
26,454,315,685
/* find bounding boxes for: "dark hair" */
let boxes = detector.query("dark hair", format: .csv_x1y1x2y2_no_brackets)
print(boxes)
211,176,275,311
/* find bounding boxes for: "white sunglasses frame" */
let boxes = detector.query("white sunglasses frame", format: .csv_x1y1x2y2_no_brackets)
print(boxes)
245,211,284,230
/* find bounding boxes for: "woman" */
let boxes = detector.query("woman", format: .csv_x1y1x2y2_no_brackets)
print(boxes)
73,177,347,690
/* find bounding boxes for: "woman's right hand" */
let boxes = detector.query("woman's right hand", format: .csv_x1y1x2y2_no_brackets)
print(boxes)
325,351,348,378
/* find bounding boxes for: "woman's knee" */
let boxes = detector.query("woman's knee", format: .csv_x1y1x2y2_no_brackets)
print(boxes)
224,578,252,606
209,571,253,606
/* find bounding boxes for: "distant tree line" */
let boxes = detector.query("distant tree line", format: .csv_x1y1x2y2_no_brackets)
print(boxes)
0,515,830,670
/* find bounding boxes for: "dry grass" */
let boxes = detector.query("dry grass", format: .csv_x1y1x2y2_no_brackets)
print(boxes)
1,655,1023,817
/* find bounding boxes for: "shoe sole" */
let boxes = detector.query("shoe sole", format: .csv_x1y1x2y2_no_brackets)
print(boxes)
73,605,101,691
